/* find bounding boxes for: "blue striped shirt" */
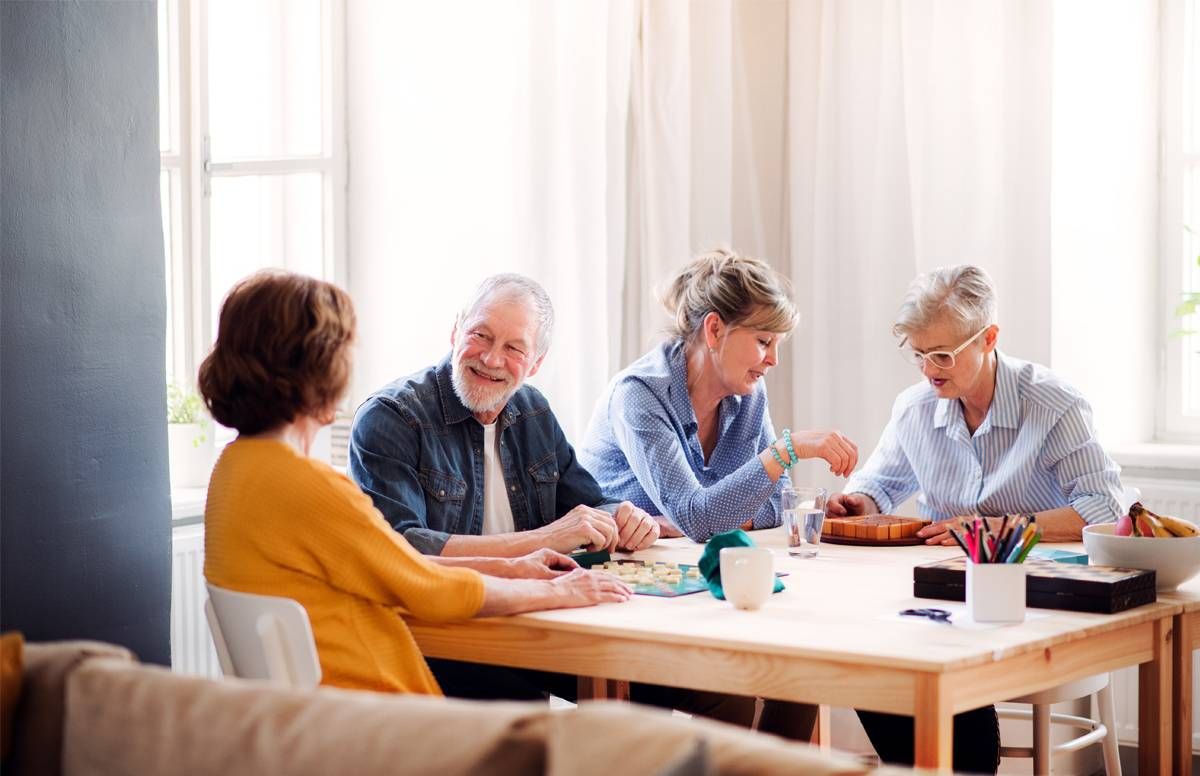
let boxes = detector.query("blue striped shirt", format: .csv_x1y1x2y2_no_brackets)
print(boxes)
580,341,784,542
843,352,1122,524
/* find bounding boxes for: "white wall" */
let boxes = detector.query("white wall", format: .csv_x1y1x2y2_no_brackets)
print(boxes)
346,2,522,407
1050,0,1159,446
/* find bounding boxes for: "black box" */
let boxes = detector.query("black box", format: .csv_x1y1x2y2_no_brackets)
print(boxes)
913,557,1157,614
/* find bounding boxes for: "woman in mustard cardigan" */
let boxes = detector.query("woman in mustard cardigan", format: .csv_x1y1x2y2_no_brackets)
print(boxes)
200,270,630,695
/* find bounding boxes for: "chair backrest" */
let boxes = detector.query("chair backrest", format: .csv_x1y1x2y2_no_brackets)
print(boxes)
204,582,322,689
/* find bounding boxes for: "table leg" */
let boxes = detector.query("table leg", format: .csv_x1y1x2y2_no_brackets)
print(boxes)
1139,616,1174,776
913,674,954,772
812,704,832,752
576,677,630,701
1174,613,1193,776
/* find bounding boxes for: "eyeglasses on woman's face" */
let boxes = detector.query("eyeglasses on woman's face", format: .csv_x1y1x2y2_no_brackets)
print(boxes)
897,325,989,370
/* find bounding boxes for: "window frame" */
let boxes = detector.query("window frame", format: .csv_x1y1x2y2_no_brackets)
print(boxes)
161,0,347,388
1159,0,1200,442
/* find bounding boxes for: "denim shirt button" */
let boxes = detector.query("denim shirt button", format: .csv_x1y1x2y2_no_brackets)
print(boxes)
438,490,445,497
553,471,558,478
510,485,517,492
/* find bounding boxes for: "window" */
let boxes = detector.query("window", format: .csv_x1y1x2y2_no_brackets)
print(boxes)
1161,0,1200,440
158,0,346,391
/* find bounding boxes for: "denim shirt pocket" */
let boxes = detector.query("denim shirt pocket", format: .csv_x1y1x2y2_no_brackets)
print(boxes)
526,453,561,525
418,468,469,534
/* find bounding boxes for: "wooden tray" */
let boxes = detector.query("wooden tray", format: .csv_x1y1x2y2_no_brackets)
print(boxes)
822,533,929,547
822,515,931,546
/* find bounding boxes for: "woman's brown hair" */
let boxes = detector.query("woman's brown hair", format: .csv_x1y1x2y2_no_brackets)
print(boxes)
198,270,356,435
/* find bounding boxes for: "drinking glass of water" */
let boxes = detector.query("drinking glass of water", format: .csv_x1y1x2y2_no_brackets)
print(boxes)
781,486,827,558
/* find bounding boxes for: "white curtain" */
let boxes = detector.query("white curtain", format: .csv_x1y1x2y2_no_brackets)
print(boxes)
347,0,1055,449
784,0,1053,489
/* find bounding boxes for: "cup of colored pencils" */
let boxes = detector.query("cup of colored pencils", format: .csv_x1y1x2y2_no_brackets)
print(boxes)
953,515,1038,623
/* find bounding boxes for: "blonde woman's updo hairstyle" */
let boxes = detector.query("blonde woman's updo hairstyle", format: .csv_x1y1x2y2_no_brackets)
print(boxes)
662,249,799,343
892,264,997,341
198,270,356,435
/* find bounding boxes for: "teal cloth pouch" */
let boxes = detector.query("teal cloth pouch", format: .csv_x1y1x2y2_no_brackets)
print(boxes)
697,529,785,600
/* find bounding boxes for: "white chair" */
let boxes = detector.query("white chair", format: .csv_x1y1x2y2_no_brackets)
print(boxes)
999,672,1121,775
204,582,322,689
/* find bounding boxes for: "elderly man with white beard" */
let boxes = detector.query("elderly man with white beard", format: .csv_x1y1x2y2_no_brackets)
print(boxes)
350,274,762,729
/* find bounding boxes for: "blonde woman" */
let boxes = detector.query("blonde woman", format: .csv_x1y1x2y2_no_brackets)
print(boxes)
580,248,858,739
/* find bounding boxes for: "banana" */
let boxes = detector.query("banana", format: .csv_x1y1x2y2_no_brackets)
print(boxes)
1128,502,1198,537
1157,513,1200,538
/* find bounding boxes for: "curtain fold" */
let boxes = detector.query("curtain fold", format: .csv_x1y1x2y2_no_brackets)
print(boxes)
349,0,1054,447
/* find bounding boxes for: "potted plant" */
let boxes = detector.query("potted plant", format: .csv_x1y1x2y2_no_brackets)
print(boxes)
167,381,214,488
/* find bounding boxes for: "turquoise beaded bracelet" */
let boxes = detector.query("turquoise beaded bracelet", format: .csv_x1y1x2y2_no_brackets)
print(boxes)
783,428,799,465
771,429,801,470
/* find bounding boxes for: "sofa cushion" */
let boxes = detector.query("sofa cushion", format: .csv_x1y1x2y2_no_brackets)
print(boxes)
1,632,25,761
64,658,548,776
541,701,870,776
9,640,132,776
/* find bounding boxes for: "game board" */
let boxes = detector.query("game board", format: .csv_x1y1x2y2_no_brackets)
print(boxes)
822,515,931,546
592,559,709,597
913,556,1157,613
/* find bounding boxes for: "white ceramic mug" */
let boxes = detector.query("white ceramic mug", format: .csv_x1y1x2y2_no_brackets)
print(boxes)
719,547,774,610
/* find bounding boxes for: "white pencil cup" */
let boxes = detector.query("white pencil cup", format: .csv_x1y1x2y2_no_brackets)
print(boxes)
966,562,1026,623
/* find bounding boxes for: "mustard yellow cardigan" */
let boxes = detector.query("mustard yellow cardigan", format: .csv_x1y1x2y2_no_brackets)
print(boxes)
204,438,484,695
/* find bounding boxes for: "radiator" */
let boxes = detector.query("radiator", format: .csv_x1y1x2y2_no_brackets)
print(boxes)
1111,474,1200,749
170,523,221,678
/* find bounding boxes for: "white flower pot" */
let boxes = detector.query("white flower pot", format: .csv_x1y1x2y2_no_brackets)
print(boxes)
168,422,214,488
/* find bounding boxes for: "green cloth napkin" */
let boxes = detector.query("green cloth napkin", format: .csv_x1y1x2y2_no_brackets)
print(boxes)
697,529,785,600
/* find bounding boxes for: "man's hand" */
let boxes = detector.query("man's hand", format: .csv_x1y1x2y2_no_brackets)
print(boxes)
790,429,859,477
612,501,659,551
503,548,579,579
826,492,878,518
533,505,619,552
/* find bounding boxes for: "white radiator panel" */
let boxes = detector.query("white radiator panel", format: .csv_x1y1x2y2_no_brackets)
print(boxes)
1111,474,1200,749
170,523,221,678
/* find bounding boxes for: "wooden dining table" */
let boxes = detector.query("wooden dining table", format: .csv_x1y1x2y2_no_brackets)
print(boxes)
408,529,1178,773
1160,576,1200,776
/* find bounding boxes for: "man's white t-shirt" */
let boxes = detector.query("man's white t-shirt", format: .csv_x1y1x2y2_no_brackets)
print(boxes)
481,422,516,535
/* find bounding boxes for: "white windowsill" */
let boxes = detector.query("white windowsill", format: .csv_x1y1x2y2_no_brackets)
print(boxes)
1108,443,1200,478
171,487,207,524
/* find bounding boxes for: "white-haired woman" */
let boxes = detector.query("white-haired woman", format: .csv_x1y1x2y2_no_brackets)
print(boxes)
831,264,1122,774
580,248,859,739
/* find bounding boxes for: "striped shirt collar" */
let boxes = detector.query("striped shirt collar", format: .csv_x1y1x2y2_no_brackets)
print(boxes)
933,350,1021,435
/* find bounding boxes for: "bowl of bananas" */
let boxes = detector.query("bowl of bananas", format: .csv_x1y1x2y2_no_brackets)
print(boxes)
1084,503,1200,590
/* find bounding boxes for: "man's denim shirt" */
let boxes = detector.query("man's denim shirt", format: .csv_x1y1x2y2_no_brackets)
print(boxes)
349,356,609,554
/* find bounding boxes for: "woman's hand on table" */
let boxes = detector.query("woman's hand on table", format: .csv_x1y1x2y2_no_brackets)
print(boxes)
790,429,859,477
613,501,660,551
917,515,1004,546
547,568,633,608
504,548,579,579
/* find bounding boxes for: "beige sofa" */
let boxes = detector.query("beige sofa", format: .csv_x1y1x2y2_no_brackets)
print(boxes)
6,641,919,776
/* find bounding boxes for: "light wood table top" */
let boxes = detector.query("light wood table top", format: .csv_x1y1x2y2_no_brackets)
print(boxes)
409,529,1179,773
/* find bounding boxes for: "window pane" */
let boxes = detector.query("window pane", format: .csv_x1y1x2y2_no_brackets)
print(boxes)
158,0,179,154
207,0,324,160
1184,165,1200,416
1188,0,1198,153
161,168,183,381
208,174,325,338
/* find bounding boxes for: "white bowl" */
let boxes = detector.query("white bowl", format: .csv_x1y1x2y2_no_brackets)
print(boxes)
1083,523,1200,591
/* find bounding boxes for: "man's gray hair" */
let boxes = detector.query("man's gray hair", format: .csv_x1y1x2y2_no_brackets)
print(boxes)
458,273,555,357
892,265,997,340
